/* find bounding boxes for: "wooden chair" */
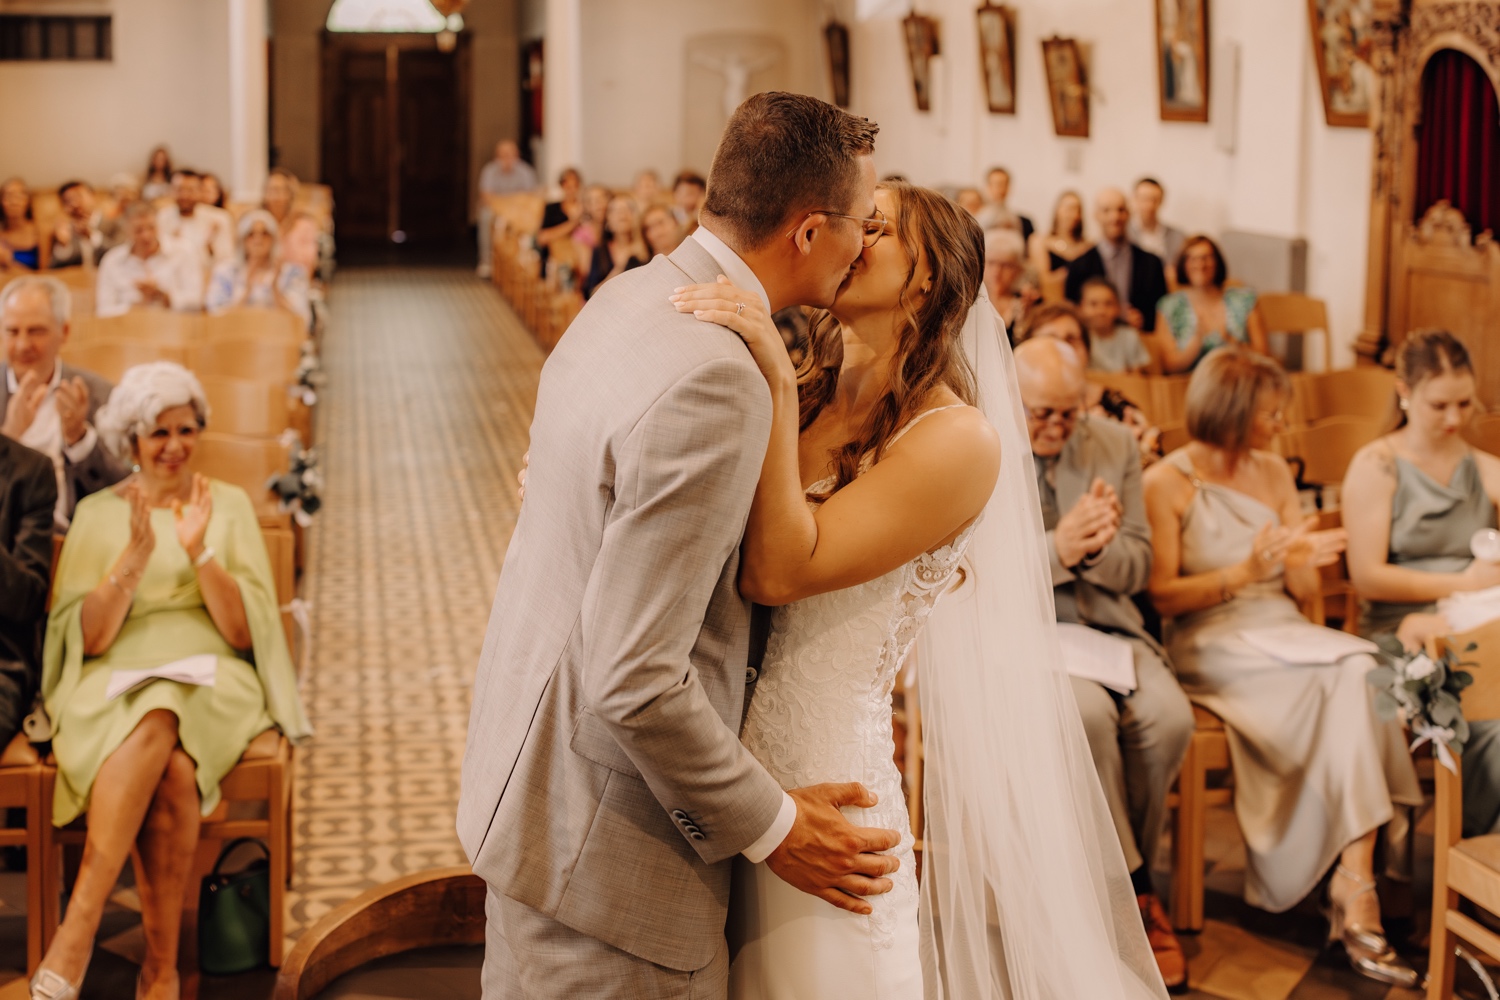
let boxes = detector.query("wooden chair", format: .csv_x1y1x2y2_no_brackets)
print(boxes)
192,432,290,511
1147,375,1193,430
1258,293,1332,372
200,376,294,439
1425,618,1500,999
272,867,486,1000
1300,368,1398,424
1168,705,1233,933
70,310,205,346
1087,371,1154,413
189,338,304,383
1274,416,1385,487
0,733,47,973
58,338,189,382
1465,413,1500,456
203,308,308,343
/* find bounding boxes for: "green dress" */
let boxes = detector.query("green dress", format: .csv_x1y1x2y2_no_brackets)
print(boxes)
1157,286,1258,369
1357,448,1500,837
43,479,312,825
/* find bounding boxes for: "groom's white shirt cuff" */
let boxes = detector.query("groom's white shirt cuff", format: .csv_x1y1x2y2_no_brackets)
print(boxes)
690,224,792,864
690,226,771,313
742,792,798,863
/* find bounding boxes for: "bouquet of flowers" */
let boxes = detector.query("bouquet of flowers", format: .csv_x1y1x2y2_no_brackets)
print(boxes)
1367,636,1477,771
267,430,323,526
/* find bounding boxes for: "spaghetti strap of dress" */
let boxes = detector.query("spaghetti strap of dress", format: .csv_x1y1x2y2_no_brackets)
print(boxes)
887,403,969,448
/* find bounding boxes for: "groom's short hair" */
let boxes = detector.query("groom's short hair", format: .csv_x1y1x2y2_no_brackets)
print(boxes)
702,92,878,251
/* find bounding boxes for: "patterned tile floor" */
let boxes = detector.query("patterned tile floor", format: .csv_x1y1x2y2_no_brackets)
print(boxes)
0,266,1494,998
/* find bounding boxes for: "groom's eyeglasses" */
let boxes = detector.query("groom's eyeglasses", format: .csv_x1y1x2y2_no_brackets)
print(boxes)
800,208,888,248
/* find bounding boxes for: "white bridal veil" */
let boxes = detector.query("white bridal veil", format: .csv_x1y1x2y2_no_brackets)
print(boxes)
914,291,1169,1000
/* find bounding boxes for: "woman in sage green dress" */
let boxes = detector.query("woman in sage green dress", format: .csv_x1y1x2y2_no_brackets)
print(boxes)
1343,330,1500,839
30,362,310,1000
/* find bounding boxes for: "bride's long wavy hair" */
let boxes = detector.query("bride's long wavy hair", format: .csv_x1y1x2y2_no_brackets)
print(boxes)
797,181,984,498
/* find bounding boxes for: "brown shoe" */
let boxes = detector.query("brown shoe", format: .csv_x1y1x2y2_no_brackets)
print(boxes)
1139,892,1188,993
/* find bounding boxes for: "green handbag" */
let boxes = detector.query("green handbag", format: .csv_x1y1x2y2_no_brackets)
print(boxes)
198,838,271,975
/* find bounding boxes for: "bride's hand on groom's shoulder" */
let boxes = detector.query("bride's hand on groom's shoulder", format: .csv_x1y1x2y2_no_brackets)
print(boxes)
765,782,904,915
670,276,796,394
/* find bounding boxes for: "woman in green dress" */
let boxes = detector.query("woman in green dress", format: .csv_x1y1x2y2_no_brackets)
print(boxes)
30,362,310,1000
1343,330,1500,840
1153,236,1269,374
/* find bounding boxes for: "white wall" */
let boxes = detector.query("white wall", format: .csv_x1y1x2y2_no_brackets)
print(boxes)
0,0,233,188
841,0,1372,365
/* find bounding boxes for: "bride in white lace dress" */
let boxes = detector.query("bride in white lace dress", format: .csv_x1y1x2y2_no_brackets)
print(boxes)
675,182,1168,1000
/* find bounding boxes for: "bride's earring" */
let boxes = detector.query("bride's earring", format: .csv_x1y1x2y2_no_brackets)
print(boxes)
1398,397,1409,411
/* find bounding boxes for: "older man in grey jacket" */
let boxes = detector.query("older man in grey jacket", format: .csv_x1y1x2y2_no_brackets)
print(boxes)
1016,337,1194,991
1,276,128,530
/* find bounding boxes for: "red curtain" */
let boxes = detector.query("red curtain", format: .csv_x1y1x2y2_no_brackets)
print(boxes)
1414,49,1500,235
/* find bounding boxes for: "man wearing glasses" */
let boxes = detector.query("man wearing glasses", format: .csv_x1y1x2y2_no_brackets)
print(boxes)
1014,336,1195,993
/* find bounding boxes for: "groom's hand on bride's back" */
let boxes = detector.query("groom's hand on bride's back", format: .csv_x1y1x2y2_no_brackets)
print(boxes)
766,782,902,915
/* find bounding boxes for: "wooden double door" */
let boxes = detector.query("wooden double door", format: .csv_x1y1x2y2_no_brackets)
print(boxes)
321,33,470,243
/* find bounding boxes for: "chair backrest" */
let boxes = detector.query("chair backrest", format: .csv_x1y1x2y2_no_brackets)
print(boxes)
1086,371,1153,414
192,432,288,502
1274,416,1385,486
491,193,546,236
59,338,189,382
1465,413,1500,457
1437,619,1500,724
200,376,292,438
1304,368,1398,424
189,337,303,382
71,310,205,346
1257,293,1329,335
203,308,307,343
1148,375,1193,429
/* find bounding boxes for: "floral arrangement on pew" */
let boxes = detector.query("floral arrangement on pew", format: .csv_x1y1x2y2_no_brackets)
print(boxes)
267,431,322,526
1367,637,1477,771
293,341,326,407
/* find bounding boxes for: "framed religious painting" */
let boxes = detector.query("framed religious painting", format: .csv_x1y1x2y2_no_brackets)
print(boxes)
1041,37,1089,138
1307,0,1374,126
1156,0,1209,122
976,3,1017,115
902,12,940,112
825,20,851,108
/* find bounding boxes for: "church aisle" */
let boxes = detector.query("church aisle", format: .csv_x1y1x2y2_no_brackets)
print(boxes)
285,267,542,936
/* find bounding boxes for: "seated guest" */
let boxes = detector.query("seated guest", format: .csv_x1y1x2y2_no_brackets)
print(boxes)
280,211,322,277
955,187,985,217
535,167,584,270
1343,329,1500,838
205,210,312,328
632,169,664,210
575,185,611,251
1155,236,1268,373
1025,302,1162,467
641,203,684,257
671,170,706,233
48,182,101,269
157,169,234,268
0,437,54,751
1066,187,1167,333
141,145,174,201
93,174,141,256
582,196,647,299
1016,338,1193,991
199,173,226,210
30,361,311,1000
1079,277,1152,373
476,139,541,277
0,178,45,273
1128,177,1185,268
96,204,205,318
1028,189,1091,282
262,168,299,227
975,165,1034,243
1142,349,1421,988
983,228,1035,333
2,276,129,528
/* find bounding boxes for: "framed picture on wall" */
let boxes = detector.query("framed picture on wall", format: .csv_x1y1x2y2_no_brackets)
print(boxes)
1041,37,1089,138
902,12,940,112
1307,0,1374,126
825,20,851,108
976,3,1017,115
1156,0,1209,122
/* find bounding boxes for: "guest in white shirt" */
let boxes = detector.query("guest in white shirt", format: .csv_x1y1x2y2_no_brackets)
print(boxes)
157,169,234,269
95,204,204,318
476,140,541,277
1127,177,1185,269
0,276,128,527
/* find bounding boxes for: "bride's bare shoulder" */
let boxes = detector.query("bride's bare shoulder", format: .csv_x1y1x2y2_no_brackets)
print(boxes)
888,402,1001,476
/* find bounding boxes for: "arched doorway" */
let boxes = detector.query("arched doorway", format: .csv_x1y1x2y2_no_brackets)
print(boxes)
320,0,471,244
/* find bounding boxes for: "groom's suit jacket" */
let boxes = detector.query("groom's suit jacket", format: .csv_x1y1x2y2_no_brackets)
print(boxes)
458,238,786,971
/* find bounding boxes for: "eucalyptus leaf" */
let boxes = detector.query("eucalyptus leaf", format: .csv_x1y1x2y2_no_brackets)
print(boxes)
1373,690,1400,721
1367,666,1398,689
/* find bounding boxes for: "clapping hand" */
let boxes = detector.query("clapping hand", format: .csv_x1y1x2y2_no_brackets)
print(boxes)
1054,477,1122,568
671,276,794,391
1,369,47,440
1245,516,1345,580
114,481,156,588
55,377,91,446
172,474,213,561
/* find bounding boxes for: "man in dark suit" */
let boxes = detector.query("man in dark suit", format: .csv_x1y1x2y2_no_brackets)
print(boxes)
1064,187,1168,333
0,437,55,749
1,276,128,529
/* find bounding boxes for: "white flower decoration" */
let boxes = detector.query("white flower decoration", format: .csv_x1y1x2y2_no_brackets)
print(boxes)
1404,654,1438,681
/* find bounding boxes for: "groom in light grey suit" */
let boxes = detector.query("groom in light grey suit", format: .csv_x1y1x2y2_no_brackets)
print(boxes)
459,93,902,998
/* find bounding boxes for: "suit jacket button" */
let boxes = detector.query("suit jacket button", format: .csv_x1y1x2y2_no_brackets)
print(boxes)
689,831,705,841
745,667,758,683
671,810,688,822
